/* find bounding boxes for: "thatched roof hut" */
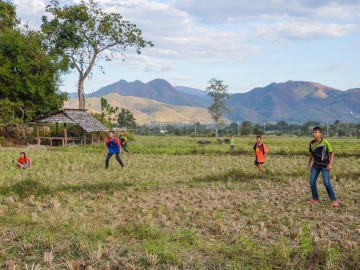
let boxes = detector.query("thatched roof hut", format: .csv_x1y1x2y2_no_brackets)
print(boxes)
36,109,108,132
35,109,108,145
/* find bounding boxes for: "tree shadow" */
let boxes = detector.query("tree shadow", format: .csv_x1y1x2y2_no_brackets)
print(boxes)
193,169,257,183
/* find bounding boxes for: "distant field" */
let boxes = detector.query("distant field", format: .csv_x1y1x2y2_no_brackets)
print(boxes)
0,136,359,269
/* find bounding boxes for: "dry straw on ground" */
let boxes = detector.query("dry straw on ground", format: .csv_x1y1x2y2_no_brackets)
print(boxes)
0,136,359,269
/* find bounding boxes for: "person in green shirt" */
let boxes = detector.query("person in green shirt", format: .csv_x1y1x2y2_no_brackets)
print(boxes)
308,127,338,207
120,130,130,154
230,135,235,150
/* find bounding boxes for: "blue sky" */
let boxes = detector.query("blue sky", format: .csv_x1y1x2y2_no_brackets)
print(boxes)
12,0,360,93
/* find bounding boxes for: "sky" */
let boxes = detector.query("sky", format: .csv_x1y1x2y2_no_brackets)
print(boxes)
11,0,360,93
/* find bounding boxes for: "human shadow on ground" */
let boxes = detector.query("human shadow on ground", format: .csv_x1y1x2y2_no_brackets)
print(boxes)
193,168,360,183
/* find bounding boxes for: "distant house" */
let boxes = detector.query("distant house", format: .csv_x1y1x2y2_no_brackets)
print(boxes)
35,109,108,146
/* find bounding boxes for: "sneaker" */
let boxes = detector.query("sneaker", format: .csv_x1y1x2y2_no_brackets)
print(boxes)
332,201,339,207
310,199,320,204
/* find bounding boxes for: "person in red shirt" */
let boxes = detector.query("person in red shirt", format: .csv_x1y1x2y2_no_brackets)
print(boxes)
253,136,268,174
17,152,32,169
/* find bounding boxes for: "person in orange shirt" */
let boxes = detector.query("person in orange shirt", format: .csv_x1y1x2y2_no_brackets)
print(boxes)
17,152,32,169
253,136,268,174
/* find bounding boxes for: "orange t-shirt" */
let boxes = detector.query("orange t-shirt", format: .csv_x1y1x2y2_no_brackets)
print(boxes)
18,157,29,165
253,143,268,163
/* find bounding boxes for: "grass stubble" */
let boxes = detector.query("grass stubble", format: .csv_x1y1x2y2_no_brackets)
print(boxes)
0,136,359,269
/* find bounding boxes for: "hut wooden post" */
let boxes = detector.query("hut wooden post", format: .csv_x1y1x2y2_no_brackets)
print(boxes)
91,133,94,145
81,129,86,145
55,123,58,135
64,123,68,146
36,124,40,145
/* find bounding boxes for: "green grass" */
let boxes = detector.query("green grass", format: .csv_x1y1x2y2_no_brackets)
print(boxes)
0,136,359,269
127,135,360,156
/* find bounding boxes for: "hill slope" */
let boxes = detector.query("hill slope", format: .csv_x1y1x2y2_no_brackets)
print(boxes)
64,93,213,125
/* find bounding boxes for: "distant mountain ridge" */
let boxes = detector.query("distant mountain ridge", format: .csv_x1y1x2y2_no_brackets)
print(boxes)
65,79,360,123
227,81,360,122
86,79,210,108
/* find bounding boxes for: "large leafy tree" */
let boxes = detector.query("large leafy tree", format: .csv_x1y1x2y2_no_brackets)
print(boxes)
240,120,253,136
41,0,154,109
91,97,118,128
253,123,264,136
100,97,119,125
0,0,18,30
0,1,67,121
117,108,137,128
205,78,230,137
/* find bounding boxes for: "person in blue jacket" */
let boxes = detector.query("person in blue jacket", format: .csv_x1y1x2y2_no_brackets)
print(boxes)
105,131,124,169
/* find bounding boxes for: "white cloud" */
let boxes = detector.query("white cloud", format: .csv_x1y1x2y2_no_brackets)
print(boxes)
100,0,260,63
13,0,46,15
10,0,360,73
175,0,360,22
150,30,260,63
111,53,176,73
13,0,46,26
256,21,357,41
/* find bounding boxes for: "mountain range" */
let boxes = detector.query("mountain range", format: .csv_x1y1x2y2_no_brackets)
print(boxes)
66,79,360,123
76,79,211,108
228,81,360,122
64,93,213,125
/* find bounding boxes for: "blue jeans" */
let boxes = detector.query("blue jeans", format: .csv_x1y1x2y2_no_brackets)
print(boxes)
309,166,336,201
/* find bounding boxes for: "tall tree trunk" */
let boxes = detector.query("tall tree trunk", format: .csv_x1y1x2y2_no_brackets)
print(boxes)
78,77,85,109
76,52,98,109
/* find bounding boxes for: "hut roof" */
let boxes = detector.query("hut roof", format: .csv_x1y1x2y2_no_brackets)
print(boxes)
36,109,108,132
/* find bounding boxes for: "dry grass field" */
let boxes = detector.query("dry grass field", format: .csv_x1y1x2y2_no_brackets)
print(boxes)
0,136,359,269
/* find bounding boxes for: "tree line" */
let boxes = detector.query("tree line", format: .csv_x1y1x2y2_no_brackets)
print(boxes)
134,120,360,137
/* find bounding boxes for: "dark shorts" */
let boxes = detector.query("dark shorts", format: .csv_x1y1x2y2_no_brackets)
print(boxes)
230,145,234,150
254,160,264,165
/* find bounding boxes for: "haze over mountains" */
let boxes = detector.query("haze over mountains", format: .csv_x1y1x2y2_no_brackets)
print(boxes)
66,79,360,123
78,79,211,108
